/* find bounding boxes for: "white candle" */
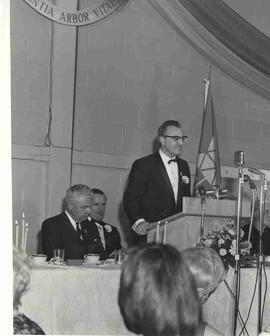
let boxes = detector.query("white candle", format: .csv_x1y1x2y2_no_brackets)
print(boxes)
23,222,29,254
15,220,19,248
21,212,25,251
163,221,167,244
156,223,160,243
22,191,24,212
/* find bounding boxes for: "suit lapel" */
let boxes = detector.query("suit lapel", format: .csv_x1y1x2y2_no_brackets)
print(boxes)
154,153,176,204
61,212,82,242
176,158,183,207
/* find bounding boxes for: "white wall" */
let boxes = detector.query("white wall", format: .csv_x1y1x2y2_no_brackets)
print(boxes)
1,0,12,333
11,0,270,253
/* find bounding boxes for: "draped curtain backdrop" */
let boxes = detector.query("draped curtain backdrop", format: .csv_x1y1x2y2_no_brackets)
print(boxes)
147,0,270,100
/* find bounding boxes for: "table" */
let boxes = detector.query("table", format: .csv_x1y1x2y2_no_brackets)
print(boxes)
21,263,270,335
203,266,270,335
21,262,132,335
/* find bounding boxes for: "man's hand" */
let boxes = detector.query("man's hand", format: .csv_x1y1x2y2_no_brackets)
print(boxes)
134,221,149,235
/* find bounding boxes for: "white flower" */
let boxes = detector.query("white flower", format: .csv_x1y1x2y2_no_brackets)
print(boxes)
218,239,225,246
104,224,112,233
219,248,227,256
182,176,189,184
240,241,252,255
204,239,213,247
229,239,237,255
228,229,235,236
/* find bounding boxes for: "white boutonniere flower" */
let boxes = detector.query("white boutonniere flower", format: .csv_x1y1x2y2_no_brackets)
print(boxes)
182,176,189,184
104,224,112,233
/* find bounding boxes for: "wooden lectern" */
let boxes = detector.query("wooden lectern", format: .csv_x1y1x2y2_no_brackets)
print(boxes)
147,197,250,252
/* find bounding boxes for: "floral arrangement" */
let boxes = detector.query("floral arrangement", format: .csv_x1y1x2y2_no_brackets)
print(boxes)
197,222,252,268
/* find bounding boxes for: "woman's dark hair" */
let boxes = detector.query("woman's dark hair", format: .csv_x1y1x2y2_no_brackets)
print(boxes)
118,243,200,336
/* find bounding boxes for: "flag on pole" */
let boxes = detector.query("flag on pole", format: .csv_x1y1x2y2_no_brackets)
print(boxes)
193,78,221,195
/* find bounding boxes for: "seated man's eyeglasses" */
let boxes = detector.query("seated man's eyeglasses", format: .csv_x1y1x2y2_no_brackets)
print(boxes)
162,135,188,143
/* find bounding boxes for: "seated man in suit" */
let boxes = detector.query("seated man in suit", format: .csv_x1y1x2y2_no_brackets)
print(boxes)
86,188,122,259
41,184,93,260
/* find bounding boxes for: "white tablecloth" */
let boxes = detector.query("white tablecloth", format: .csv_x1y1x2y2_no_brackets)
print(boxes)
21,263,270,335
21,263,132,335
203,266,270,336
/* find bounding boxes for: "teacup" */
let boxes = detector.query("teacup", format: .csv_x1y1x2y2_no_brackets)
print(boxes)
31,254,47,265
84,254,100,264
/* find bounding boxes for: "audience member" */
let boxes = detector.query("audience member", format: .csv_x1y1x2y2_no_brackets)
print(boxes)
13,246,45,334
41,184,93,260
123,120,191,245
118,243,200,336
182,247,226,336
85,188,122,259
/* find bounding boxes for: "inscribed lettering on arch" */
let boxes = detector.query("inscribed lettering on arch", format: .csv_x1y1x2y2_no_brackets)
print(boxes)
22,0,129,26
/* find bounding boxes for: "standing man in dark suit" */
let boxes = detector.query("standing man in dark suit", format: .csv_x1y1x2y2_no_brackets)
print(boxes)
41,184,93,260
86,188,122,259
123,120,191,245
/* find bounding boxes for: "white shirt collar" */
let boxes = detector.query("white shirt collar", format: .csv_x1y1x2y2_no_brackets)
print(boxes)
159,148,176,165
65,210,77,230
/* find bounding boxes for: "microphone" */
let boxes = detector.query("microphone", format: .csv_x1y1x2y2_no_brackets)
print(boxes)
198,186,206,204
244,174,257,192
249,179,257,191
205,190,215,196
234,151,245,167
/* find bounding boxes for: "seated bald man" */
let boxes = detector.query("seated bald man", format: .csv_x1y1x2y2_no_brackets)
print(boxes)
41,184,93,260
85,188,122,259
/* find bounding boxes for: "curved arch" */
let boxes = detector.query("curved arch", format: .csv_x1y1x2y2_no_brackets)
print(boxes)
148,0,270,100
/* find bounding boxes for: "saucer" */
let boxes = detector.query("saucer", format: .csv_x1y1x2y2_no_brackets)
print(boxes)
33,261,48,266
82,260,101,265
106,258,115,262
103,258,115,264
49,261,66,266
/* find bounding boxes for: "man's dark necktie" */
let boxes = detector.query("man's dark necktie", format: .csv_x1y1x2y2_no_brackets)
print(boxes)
168,158,177,164
76,222,82,240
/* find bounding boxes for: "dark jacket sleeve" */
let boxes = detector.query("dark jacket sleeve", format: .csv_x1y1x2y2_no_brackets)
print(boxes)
123,159,148,226
41,218,62,260
105,226,122,256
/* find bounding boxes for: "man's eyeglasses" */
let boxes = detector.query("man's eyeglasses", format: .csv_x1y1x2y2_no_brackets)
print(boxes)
162,135,188,143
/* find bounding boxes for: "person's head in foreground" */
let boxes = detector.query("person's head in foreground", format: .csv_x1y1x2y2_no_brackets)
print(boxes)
13,246,45,334
13,246,32,312
118,243,200,336
182,247,226,304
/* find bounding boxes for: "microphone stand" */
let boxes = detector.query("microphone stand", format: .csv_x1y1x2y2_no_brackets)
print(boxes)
257,175,267,334
233,164,245,336
200,193,206,238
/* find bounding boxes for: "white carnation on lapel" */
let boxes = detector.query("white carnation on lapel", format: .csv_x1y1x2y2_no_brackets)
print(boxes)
182,176,189,184
104,224,112,233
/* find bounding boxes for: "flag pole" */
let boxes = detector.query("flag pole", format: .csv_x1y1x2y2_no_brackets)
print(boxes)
199,78,210,237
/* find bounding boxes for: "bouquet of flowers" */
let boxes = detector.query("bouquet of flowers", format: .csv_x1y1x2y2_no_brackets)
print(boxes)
197,222,252,268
